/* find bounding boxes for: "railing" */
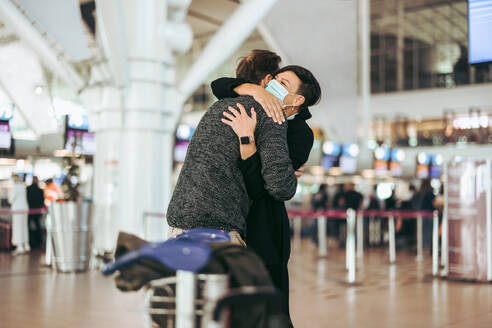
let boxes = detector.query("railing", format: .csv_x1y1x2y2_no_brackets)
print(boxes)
142,209,446,285
287,209,443,284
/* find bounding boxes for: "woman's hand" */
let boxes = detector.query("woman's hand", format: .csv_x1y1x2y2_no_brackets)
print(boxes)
251,87,285,124
295,164,306,178
234,83,285,124
221,103,257,137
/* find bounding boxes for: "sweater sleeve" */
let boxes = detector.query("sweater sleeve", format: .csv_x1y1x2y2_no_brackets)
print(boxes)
210,77,248,100
255,113,297,201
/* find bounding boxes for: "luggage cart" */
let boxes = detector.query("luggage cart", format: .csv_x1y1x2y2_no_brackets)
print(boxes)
145,271,229,328
103,229,283,328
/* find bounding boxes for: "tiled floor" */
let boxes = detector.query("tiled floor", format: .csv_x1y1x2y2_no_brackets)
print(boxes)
1,241,491,328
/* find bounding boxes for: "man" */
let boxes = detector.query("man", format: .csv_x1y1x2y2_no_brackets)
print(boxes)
27,176,45,249
210,52,321,326
166,65,321,246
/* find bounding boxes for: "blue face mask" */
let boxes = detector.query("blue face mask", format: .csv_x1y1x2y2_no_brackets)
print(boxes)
265,79,289,105
266,79,299,119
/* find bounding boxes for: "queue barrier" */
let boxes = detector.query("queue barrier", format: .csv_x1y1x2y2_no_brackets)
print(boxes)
0,208,47,252
287,209,442,284
142,209,445,285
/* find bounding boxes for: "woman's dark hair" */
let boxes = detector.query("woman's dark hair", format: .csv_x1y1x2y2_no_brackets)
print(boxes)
236,49,282,84
274,65,322,108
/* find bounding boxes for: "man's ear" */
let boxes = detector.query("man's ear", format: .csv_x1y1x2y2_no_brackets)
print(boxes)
294,95,305,107
260,74,273,88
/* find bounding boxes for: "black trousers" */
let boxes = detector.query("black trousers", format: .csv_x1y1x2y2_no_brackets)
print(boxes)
265,262,292,327
28,214,43,249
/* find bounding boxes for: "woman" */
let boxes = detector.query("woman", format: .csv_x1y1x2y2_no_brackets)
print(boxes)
211,52,320,325
9,174,30,255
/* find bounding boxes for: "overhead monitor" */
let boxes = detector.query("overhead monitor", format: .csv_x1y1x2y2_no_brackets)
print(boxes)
468,0,492,64
339,143,359,174
64,129,95,155
174,141,189,162
66,114,90,131
0,121,12,149
373,147,390,174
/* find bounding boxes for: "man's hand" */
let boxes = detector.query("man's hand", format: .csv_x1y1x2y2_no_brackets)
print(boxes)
221,103,257,137
295,164,306,179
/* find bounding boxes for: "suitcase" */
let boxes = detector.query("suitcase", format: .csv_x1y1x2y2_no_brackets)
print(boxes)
0,218,12,251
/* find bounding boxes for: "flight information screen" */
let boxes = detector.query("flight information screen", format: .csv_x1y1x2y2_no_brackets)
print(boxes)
468,0,492,64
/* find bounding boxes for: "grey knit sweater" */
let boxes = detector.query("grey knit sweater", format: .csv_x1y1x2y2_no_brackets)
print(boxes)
167,96,297,237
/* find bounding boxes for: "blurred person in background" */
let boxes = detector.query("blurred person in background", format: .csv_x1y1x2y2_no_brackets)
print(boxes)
367,185,381,211
331,184,346,243
26,176,45,249
332,184,346,209
344,183,363,211
9,174,29,255
415,179,435,248
309,184,330,245
44,178,61,206
311,184,329,211
366,185,381,246
336,183,363,247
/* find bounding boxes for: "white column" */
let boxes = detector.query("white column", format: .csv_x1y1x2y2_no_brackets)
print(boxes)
90,86,124,251
358,0,371,145
396,0,404,91
92,0,192,247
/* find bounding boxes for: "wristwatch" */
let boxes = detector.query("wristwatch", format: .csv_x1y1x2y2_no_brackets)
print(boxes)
240,135,254,145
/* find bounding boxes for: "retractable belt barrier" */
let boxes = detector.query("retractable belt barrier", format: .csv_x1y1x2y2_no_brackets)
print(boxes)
142,209,443,284
287,208,442,284
0,208,48,215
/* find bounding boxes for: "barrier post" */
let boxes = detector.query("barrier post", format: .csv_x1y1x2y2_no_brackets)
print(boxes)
416,214,423,261
176,270,197,328
293,216,302,248
388,215,396,264
441,164,449,277
142,212,148,240
369,215,376,246
432,210,439,276
356,212,364,258
44,213,53,267
346,209,356,283
440,210,448,277
317,214,327,257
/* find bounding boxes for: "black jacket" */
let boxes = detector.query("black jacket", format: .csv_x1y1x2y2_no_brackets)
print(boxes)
211,78,314,265
26,184,45,209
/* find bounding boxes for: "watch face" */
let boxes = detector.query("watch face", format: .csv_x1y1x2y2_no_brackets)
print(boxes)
240,136,250,145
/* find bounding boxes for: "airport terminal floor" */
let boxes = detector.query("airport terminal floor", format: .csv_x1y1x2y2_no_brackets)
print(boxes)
1,240,491,328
